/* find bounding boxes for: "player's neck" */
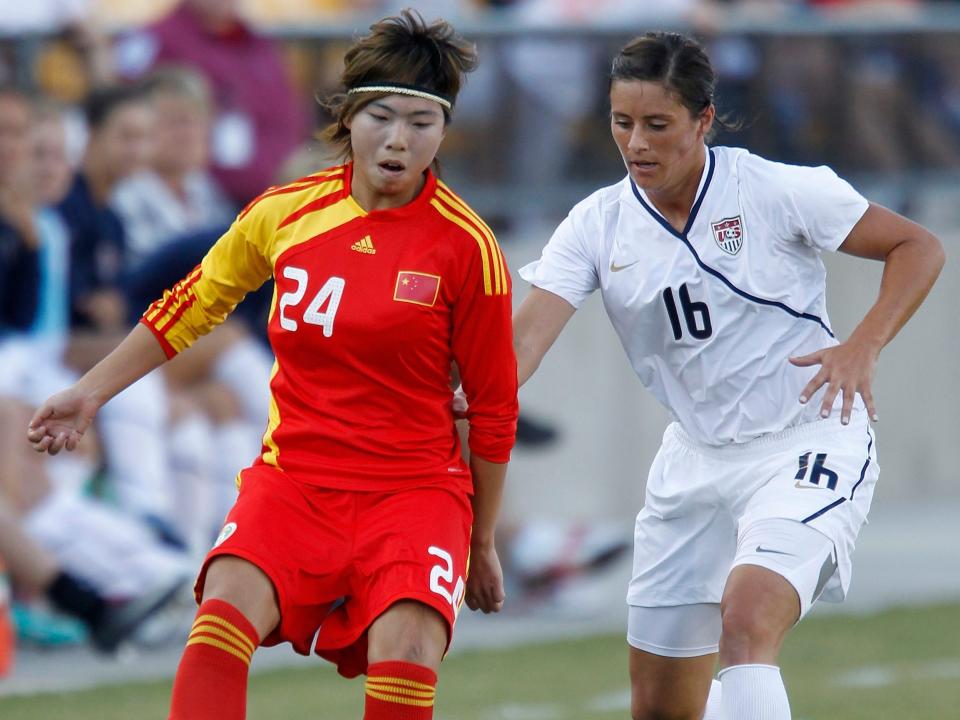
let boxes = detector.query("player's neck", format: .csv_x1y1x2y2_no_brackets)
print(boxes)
645,150,706,233
350,172,425,213
646,184,697,233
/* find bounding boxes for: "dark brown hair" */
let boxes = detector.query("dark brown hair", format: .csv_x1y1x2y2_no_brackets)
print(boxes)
320,9,478,161
84,83,151,131
610,31,739,138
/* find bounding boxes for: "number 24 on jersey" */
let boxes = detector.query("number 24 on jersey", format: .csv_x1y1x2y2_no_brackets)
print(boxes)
279,267,345,336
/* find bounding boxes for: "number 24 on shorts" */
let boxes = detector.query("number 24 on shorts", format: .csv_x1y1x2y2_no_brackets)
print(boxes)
428,546,465,615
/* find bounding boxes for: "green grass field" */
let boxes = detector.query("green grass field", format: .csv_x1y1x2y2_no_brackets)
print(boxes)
2,603,958,719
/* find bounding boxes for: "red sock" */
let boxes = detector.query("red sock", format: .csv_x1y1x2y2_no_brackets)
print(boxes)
364,661,438,719
168,599,259,720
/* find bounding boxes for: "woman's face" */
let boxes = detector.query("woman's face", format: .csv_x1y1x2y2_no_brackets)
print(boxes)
609,79,713,197
346,94,445,211
90,101,155,183
32,116,73,205
151,91,210,177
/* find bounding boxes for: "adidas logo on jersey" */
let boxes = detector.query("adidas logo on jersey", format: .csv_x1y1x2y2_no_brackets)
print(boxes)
351,236,376,254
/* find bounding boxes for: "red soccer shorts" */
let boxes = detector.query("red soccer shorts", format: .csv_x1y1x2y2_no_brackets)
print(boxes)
195,464,473,677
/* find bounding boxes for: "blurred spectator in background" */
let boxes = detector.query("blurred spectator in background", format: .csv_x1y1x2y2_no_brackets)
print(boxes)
0,494,180,653
114,0,309,205
0,88,189,656
50,84,186,543
112,65,235,271
0,412,189,654
0,0,112,101
58,83,152,335
111,65,274,552
0,79,37,660
0,87,40,336
752,0,960,176
30,99,76,348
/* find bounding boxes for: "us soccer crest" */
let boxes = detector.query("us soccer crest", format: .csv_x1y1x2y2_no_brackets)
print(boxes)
711,216,744,255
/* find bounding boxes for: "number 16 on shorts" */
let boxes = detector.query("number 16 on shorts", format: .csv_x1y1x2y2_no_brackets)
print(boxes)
794,452,839,491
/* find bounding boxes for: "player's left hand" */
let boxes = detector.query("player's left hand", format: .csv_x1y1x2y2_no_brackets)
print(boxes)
465,542,505,614
790,339,880,424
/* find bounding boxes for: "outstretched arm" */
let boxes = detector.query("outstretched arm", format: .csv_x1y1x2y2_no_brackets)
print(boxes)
790,203,945,423
513,287,577,387
27,323,167,454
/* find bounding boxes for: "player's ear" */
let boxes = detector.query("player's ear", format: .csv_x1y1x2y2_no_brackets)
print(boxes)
699,104,715,139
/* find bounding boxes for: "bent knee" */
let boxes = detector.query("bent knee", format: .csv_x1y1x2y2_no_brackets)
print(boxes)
367,602,448,668
719,605,787,664
201,556,279,637
369,635,435,665
630,678,709,720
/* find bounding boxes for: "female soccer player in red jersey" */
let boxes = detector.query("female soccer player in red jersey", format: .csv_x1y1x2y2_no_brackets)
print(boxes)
28,11,518,719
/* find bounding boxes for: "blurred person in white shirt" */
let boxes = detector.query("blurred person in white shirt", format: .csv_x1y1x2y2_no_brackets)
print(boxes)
112,65,235,270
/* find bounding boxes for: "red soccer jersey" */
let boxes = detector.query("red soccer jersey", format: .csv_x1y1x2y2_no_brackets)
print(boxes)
141,163,518,491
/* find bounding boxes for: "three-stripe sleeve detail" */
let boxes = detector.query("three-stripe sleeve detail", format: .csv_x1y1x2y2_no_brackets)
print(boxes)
141,266,204,354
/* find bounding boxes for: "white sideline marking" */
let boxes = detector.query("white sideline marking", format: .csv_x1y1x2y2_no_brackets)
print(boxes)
585,689,631,712
491,702,566,719
835,658,960,688
485,689,632,719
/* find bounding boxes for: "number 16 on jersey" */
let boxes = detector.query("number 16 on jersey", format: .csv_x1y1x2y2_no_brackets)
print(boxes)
662,283,712,341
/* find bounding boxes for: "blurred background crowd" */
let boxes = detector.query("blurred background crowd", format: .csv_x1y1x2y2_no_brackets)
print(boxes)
2,0,959,672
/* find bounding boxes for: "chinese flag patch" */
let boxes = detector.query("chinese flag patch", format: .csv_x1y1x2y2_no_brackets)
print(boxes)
394,271,441,307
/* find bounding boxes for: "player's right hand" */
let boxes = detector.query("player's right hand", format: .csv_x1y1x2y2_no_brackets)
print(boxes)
452,385,468,420
26,386,100,455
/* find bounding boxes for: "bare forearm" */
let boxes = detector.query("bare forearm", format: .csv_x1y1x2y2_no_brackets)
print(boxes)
515,336,546,388
76,323,169,406
469,455,507,548
850,232,945,353
513,287,576,388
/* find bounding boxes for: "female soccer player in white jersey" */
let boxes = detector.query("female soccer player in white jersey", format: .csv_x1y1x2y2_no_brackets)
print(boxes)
514,32,944,720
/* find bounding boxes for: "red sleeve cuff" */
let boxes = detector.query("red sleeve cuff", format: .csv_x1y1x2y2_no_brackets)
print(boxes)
468,421,518,464
468,445,513,464
139,317,178,360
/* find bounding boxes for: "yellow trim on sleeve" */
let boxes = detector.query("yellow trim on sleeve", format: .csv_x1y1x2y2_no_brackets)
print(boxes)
436,183,508,295
429,198,493,296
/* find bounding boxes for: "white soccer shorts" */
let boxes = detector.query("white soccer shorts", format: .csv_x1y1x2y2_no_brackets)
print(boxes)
627,411,878,612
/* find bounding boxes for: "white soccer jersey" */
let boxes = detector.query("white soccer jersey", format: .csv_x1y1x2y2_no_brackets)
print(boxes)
520,145,870,445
